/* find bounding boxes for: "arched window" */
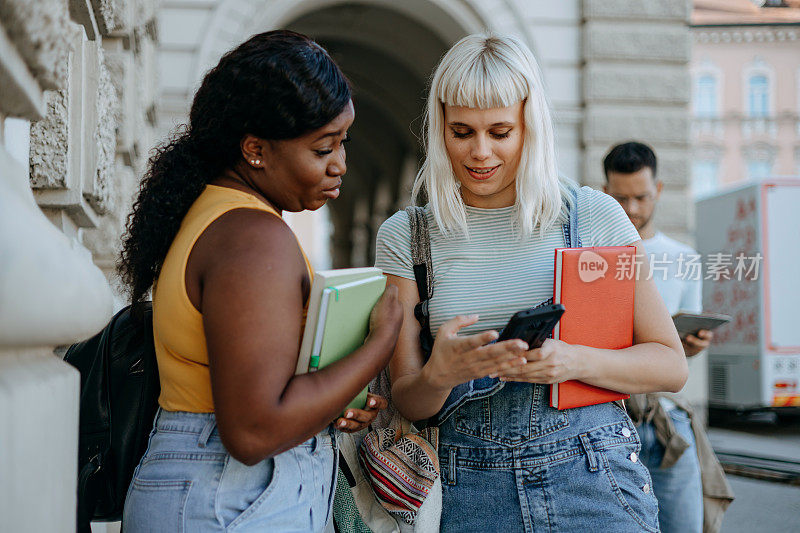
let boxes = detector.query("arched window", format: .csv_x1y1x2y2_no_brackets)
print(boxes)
695,74,717,117
748,75,769,117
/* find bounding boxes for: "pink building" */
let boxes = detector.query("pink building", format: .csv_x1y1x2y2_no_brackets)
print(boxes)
691,0,800,197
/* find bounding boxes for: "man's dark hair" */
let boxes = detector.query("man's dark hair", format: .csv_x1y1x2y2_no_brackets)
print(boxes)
602,141,658,181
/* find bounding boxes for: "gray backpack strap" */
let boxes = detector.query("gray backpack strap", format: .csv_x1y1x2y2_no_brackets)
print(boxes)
370,207,437,429
405,206,433,300
404,206,435,359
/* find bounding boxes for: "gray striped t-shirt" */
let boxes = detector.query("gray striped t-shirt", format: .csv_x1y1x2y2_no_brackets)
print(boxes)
374,186,640,338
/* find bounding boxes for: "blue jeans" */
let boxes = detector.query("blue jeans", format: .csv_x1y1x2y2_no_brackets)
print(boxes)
438,382,659,532
635,406,703,533
123,409,338,532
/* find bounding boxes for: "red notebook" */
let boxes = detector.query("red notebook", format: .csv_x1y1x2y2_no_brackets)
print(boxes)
550,246,635,409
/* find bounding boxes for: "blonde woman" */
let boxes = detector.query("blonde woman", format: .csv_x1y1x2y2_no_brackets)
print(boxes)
375,33,687,532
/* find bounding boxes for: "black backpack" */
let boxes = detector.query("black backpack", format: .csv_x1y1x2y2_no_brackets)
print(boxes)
64,302,160,532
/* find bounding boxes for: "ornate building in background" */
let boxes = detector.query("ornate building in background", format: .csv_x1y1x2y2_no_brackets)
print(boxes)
691,0,800,198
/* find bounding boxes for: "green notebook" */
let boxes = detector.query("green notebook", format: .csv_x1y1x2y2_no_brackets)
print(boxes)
309,275,386,411
296,267,383,375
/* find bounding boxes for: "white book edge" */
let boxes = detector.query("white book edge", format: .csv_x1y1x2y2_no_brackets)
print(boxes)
327,275,385,295
308,288,333,372
551,249,565,407
553,249,564,340
295,267,383,375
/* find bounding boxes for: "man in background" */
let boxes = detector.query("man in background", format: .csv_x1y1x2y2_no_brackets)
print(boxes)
603,141,732,533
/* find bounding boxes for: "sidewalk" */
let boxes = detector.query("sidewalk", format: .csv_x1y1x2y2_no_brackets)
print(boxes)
708,414,800,533
707,414,800,462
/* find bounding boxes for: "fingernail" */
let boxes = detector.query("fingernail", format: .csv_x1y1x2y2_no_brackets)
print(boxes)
369,399,376,407
489,373,498,378
519,357,527,364
339,420,347,427
345,411,353,418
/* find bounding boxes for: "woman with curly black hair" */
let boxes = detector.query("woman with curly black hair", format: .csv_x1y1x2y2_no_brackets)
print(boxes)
119,30,402,531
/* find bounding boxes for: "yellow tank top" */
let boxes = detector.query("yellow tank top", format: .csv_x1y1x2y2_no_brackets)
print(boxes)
153,184,313,412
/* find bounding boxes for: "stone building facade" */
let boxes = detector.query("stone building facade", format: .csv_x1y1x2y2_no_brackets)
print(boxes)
158,0,695,261
1,0,694,530
0,0,158,530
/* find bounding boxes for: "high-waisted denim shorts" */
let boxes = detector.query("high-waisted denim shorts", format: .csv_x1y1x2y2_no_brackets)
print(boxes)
123,409,338,532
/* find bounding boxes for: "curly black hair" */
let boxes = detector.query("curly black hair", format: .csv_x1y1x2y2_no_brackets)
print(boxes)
118,30,351,306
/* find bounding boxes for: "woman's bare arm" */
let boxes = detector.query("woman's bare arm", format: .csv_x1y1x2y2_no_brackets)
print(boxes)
194,209,402,465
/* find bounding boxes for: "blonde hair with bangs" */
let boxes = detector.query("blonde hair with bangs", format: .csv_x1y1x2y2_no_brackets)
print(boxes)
412,32,574,237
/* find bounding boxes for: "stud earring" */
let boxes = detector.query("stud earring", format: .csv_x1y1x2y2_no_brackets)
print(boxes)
250,159,261,166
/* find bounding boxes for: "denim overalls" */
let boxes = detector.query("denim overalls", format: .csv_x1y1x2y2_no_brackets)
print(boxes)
434,199,660,532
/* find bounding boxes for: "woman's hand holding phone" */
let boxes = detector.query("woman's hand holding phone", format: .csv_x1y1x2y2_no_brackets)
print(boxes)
496,338,582,384
422,314,529,391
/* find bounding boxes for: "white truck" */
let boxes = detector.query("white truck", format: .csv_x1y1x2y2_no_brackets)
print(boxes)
695,179,800,419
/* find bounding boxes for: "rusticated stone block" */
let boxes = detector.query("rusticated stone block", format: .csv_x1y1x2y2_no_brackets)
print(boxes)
83,161,137,279
584,107,690,146
584,22,690,63
103,50,125,124
136,33,157,114
583,0,690,22
30,29,110,229
585,65,690,105
88,52,117,215
0,0,72,90
104,47,137,163
656,154,691,187
135,0,158,30
29,82,70,190
112,0,131,32
653,190,691,232
90,0,117,35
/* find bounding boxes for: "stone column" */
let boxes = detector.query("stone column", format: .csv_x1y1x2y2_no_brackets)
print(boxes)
582,0,692,242
0,2,114,531
1,0,159,530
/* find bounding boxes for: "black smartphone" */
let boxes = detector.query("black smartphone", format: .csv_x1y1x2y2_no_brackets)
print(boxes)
496,304,566,348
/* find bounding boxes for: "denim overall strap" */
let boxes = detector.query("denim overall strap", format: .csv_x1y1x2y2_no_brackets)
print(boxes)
568,186,583,248
421,189,582,426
